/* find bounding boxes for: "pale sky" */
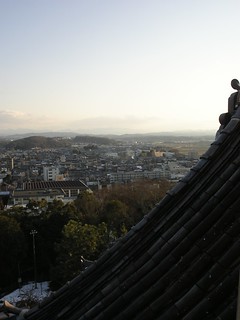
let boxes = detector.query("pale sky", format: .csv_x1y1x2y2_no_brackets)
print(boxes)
0,0,240,134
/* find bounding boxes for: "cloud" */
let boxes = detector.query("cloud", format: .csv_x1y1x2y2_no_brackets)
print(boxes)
0,110,26,122
0,110,64,132
0,111,167,135
69,115,165,134
0,110,215,135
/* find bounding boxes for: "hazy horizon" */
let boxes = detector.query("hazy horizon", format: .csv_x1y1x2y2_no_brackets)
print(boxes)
0,127,216,138
0,118,217,136
1,1,239,134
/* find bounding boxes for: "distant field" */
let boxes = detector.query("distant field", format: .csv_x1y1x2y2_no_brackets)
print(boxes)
165,140,213,156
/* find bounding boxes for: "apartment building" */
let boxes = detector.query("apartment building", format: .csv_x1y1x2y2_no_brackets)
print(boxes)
43,166,60,181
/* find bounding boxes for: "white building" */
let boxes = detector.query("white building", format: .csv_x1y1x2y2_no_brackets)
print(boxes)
43,166,60,181
109,169,170,183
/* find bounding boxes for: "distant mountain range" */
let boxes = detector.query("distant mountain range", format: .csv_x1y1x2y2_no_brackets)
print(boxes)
0,130,217,150
0,131,79,140
0,130,215,140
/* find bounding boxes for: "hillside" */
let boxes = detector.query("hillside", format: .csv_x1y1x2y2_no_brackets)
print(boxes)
4,135,118,150
73,135,117,145
5,136,70,150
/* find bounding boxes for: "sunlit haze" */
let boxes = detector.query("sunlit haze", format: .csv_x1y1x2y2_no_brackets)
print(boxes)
1,0,240,135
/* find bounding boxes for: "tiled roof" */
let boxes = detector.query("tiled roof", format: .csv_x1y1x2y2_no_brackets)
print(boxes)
25,81,240,320
23,180,89,190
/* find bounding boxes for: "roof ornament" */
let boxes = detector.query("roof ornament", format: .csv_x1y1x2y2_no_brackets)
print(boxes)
231,78,240,90
230,78,240,110
80,256,94,269
219,79,240,128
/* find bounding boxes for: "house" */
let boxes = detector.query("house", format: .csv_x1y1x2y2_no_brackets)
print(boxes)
24,79,240,319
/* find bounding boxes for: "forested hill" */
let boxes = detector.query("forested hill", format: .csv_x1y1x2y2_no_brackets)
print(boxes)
5,136,70,150
73,135,117,145
4,135,118,150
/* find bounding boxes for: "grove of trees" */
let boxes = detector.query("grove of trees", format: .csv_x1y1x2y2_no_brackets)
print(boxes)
0,179,172,294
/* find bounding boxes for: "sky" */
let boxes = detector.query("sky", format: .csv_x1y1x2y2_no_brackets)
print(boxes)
1,0,240,135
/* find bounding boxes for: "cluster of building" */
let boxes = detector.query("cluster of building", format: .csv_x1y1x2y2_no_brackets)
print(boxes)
0,140,200,208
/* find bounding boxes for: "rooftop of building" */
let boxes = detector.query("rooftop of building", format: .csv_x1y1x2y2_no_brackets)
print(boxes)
23,180,89,191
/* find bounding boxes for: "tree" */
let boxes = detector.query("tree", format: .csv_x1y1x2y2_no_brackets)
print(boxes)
50,220,108,289
74,191,101,224
100,179,172,226
0,215,27,290
47,199,65,214
101,200,129,236
3,200,78,284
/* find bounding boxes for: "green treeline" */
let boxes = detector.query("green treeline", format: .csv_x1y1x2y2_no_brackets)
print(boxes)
0,180,172,293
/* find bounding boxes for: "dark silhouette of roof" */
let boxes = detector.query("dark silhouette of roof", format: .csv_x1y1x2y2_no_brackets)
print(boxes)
25,80,240,320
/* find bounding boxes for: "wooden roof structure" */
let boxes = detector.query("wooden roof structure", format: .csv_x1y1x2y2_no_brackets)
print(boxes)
24,80,240,320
